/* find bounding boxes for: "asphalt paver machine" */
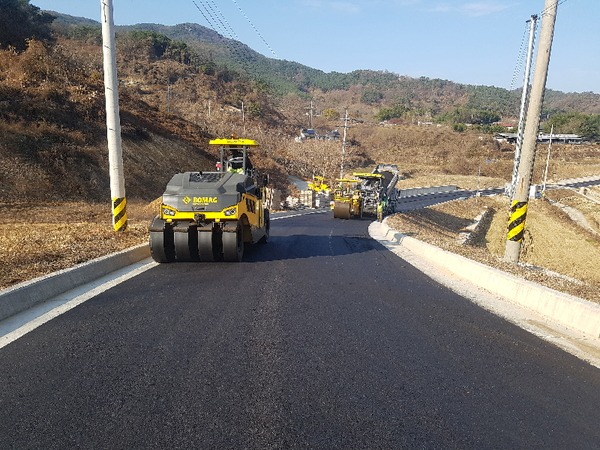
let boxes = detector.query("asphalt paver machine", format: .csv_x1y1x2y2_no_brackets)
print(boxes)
333,164,400,219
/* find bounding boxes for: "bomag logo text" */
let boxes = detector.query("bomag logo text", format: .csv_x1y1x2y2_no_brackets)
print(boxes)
193,197,218,205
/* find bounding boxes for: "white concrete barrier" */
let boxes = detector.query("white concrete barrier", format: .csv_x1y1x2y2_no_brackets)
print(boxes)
397,185,457,198
0,244,151,322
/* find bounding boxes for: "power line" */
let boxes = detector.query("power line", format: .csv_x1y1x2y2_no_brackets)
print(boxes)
190,0,249,65
204,0,253,64
539,0,568,18
510,21,530,91
230,0,278,58
209,0,239,41
511,0,568,91
191,1,218,33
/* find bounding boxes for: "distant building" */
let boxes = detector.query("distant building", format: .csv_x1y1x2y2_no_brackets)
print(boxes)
322,130,341,140
296,128,340,142
300,128,316,139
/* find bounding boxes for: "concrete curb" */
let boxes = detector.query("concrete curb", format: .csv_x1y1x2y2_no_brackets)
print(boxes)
0,244,151,322
369,221,600,339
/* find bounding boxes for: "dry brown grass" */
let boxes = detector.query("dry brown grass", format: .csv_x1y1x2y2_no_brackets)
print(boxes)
0,201,155,290
545,187,600,234
349,123,600,186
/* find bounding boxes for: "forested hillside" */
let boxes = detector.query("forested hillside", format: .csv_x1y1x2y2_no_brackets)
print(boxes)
1,2,599,205
48,13,600,119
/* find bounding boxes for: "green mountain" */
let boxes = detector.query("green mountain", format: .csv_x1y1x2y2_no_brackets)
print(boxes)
49,12,600,118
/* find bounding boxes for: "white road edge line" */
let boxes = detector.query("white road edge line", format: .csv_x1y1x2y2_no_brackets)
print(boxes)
0,259,157,349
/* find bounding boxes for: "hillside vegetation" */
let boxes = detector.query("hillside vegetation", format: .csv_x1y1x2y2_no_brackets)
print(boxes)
1,5,599,205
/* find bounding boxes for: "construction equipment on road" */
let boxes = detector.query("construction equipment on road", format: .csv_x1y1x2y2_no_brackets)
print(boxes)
333,164,400,219
149,138,270,262
333,178,361,219
307,176,330,193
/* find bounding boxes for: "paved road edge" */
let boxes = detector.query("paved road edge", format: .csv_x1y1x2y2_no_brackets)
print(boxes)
0,244,151,322
369,221,600,340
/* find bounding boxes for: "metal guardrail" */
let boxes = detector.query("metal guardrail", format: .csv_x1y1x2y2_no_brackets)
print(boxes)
397,185,457,198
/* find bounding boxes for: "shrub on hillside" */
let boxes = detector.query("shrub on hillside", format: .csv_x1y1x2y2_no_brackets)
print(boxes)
0,0,54,51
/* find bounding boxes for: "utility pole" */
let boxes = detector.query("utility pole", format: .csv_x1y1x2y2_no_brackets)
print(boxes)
541,125,554,197
505,0,558,262
508,14,538,200
339,108,349,179
101,0,127,232
242,101,245,136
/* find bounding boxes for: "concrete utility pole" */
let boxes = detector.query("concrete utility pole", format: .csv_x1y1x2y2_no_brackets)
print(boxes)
340,108,349,179
101,0,127,231
508,14,538,200
541,125,554,197
242,101,245,136
505,0,558,263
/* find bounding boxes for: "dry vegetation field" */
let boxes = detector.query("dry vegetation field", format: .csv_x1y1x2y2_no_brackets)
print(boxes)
0,202,154,290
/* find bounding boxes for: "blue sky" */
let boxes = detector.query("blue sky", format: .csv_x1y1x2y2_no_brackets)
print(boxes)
32,0,600,94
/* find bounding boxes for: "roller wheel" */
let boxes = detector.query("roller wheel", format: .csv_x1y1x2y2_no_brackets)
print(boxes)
149,216,175,263
173,223,198,262
333,202,351,219
258,209,270,244
223,222,244,262
198,229,214,262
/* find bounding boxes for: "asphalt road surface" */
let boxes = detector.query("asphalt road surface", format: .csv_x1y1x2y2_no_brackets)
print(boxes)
1,211,600,449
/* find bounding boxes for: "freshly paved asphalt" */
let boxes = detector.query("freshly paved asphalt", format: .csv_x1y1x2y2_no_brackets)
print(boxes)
1,211,600,449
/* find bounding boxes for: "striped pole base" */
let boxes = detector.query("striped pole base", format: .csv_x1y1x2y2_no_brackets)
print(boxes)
507,200,527,242
113,197,128,232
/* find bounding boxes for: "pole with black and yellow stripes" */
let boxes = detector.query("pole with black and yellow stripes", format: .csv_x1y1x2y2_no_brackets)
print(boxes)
101,0,127,231
505,0,558,262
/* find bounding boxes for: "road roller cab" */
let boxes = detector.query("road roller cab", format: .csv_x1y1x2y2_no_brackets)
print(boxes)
149,138,270,262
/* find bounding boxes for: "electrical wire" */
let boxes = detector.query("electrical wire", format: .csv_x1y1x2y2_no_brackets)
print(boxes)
538,0,568,18
509,0,566,91
510,21,530,91
204,0,254,64
191,0,248,64
230,0,278,58
209,0,239,41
